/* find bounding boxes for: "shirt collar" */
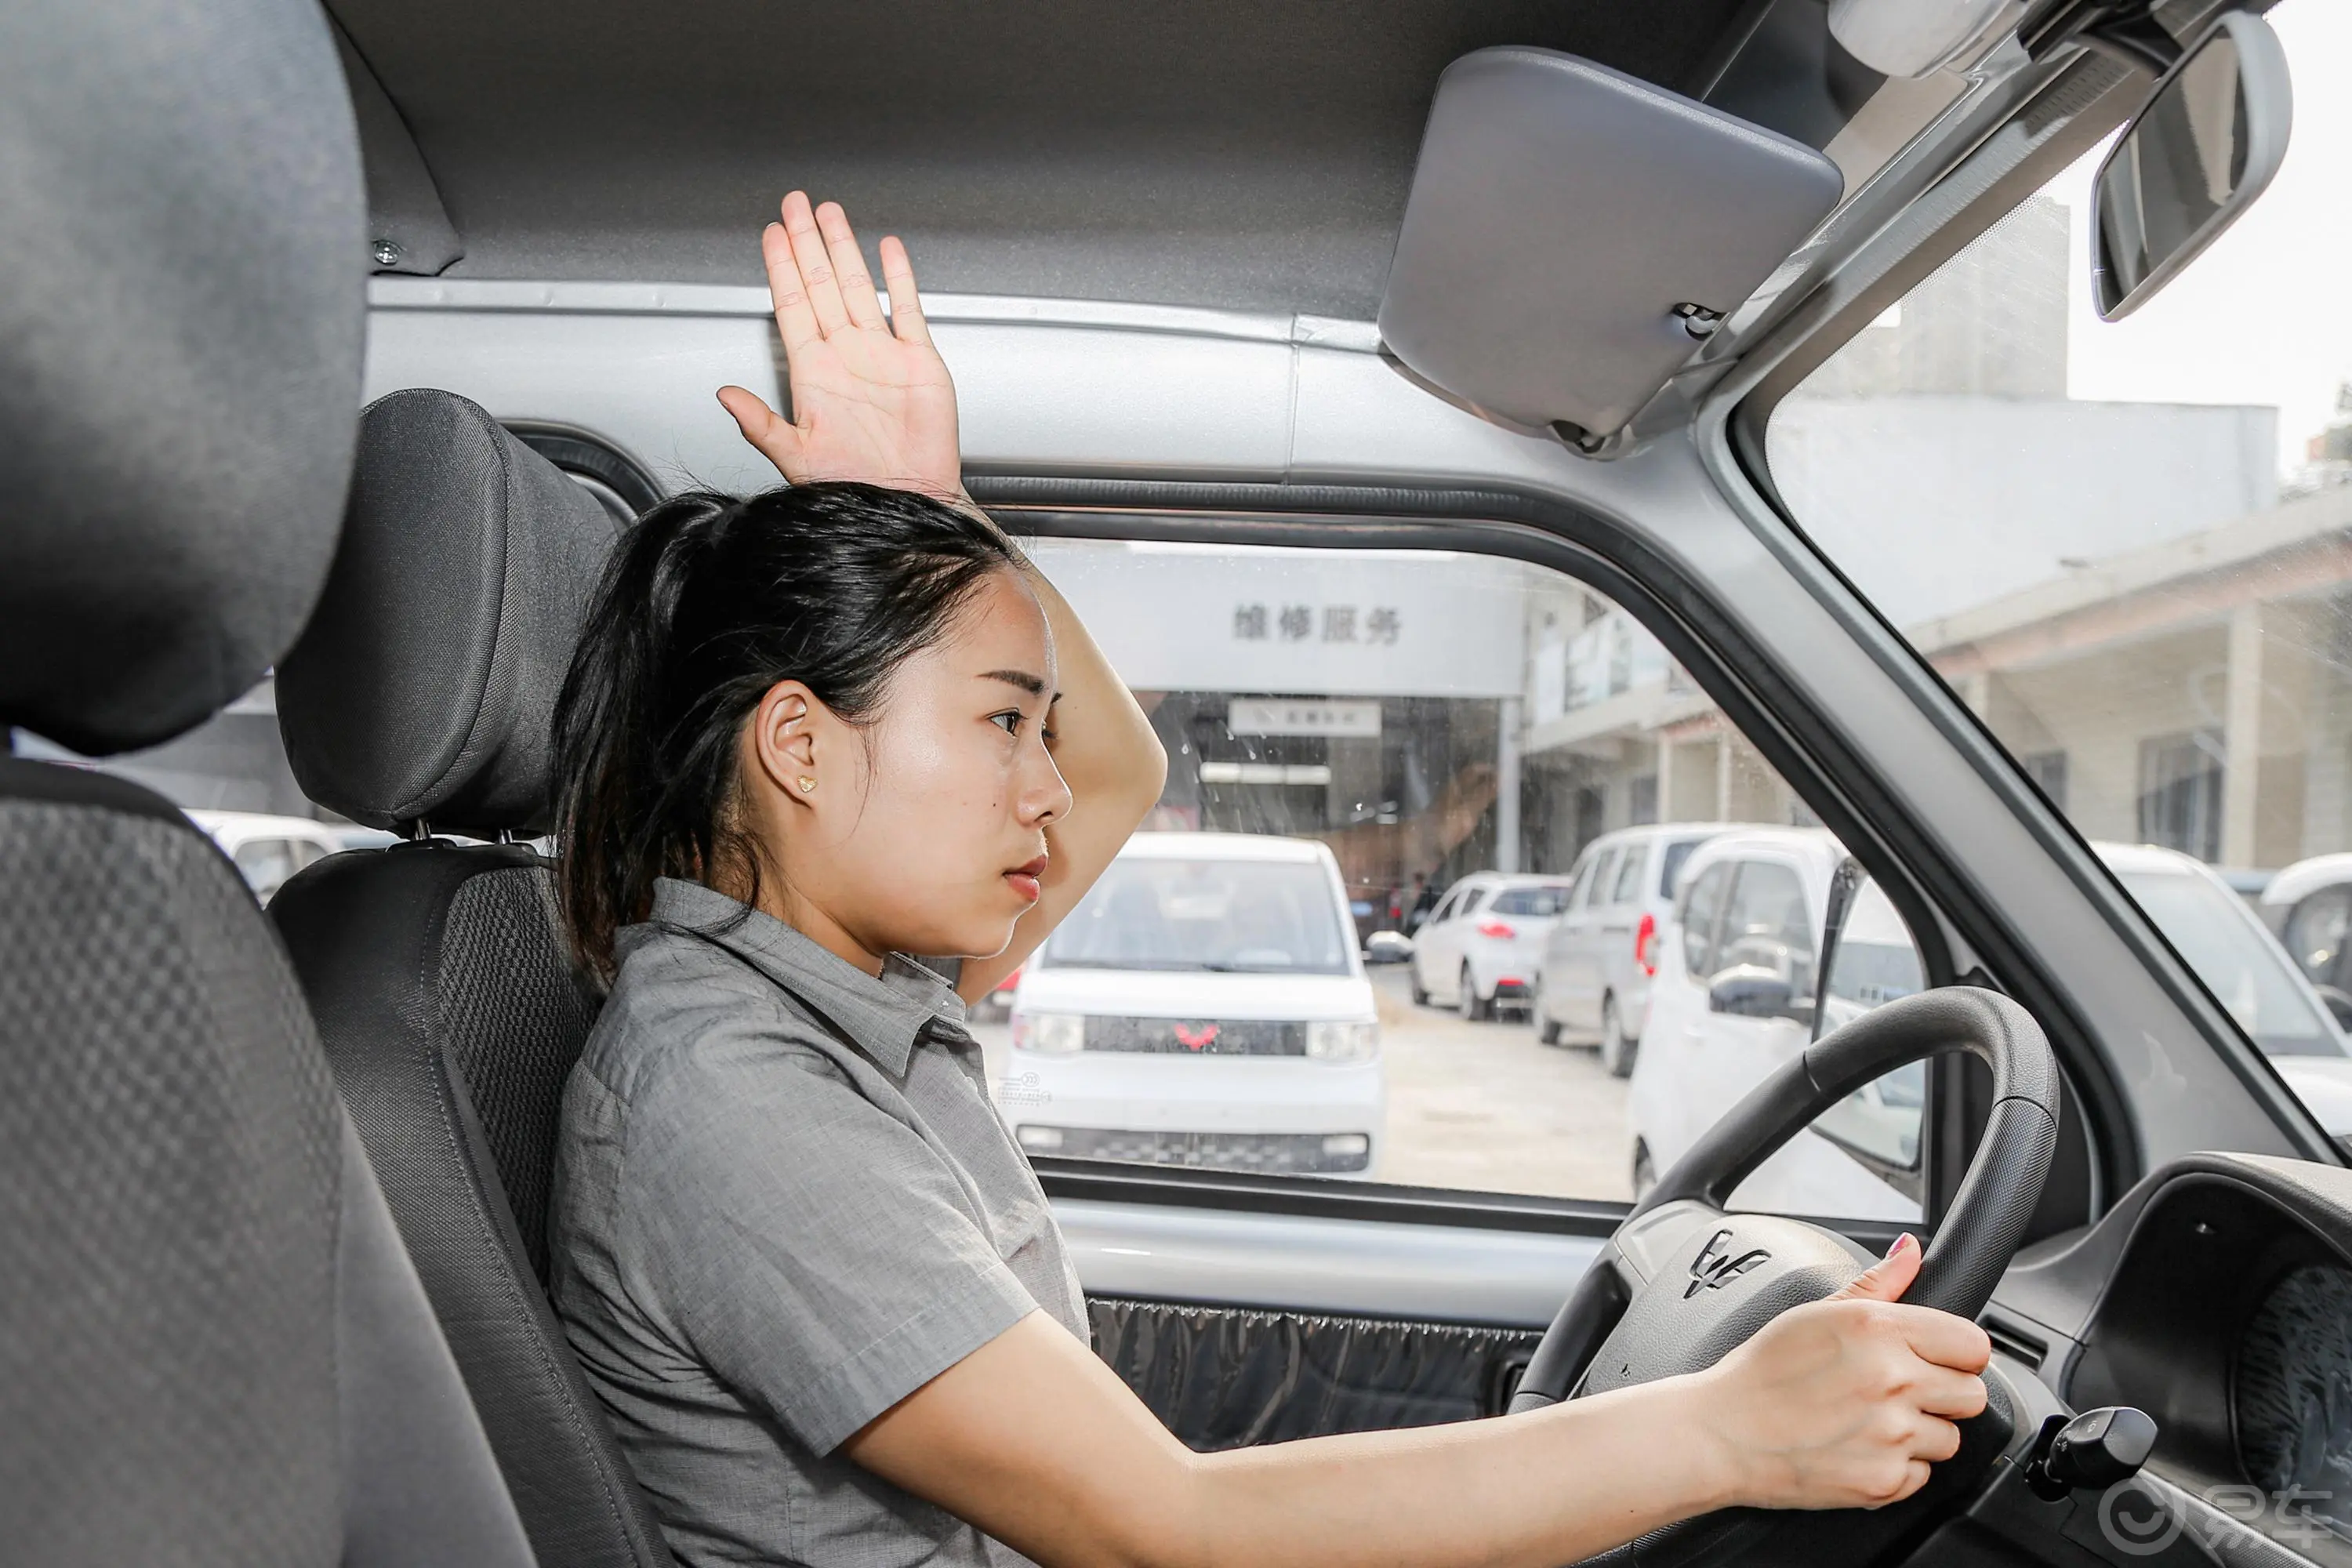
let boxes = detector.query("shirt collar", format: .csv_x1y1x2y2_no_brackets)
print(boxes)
630,877,964,1078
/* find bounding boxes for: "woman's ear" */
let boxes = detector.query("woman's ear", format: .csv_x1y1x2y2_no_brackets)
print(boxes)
746,681,823,807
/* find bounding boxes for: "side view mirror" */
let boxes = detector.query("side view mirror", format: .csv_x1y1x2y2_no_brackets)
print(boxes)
1363,930,1415,965
1708,964,1812,1025
2091,9,2292,322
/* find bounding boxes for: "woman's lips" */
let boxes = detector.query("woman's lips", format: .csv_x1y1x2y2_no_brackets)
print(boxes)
1004,855,1048,903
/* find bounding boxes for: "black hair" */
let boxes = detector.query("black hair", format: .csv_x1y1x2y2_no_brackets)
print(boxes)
553,481,1022,976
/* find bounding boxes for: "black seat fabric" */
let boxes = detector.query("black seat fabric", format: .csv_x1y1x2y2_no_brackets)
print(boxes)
273,391,671,1568
0,0,535,1559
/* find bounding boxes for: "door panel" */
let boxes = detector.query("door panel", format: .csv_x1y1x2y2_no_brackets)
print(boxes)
1053,1189,1596,1450
1089,1298,1541,1447
1051,1196,1602,1327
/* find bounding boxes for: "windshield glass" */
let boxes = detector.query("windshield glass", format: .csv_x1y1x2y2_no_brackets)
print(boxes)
1043,856,1352,975
1490,884,1573,916
2114,869,2342,1055
1765,0,2352,1106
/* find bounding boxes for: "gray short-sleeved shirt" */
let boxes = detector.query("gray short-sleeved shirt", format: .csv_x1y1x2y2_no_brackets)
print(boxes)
550,877,1087,1568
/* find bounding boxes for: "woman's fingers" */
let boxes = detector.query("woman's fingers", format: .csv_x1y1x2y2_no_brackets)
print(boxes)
1831,1232,1920,1304
717,385,804,475
1892,1303,1993,1374
815,201,887,331
1912,1366,1989,1421
761,221,822,355
880,234,933,347
781,191,853,335
1911,1414,1964,1465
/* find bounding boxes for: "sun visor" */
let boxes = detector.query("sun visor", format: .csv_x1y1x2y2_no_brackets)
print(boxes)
1377,48,1843,440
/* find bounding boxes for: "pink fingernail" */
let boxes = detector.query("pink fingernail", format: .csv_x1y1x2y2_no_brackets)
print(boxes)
1886,1232,1917,1258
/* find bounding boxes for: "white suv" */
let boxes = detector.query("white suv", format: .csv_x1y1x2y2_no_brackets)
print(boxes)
1406,873,1576,1022
1006,833,1385,1178
1532,824,1734,1075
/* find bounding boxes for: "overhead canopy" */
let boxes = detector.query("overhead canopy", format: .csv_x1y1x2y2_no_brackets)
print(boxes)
327,0,1886,318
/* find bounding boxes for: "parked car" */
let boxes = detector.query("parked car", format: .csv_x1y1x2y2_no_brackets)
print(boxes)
2103,844,2352,1129
183,810,344,906
1406,872,1575,1021
2259,852,2352,1027
1622,829,1914,1218
1531,824,1736,1074
1634,833,2352,1221
1006,833,1384,1177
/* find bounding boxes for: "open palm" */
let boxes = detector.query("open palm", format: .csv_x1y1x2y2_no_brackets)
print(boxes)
718,191,964,500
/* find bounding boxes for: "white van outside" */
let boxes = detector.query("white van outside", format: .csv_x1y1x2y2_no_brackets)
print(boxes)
1006,833,1385,1178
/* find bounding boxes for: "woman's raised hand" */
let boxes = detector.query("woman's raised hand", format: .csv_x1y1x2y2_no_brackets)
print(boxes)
1687,1232,1994,1512
718,192,965,501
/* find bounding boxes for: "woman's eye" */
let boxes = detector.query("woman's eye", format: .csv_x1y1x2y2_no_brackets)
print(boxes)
990,710,1025,735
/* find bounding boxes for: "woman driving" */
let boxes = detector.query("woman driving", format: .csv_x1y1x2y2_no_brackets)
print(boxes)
546,191,1993,1568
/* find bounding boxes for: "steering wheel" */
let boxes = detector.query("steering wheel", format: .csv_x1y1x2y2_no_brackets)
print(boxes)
1510,987,2061,1566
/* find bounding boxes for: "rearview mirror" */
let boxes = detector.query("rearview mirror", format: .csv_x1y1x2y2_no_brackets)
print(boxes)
2091,10,2292,322
1363,930,1415,965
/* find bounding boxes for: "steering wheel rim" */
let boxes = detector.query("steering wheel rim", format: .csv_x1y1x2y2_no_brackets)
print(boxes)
1508,986,2060,1566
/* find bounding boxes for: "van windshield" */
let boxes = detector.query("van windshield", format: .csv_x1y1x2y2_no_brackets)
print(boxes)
1042,858,1352,975
1763,0,2352,1116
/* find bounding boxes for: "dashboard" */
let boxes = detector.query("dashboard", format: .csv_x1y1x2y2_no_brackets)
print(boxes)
1984,1154,2352,1568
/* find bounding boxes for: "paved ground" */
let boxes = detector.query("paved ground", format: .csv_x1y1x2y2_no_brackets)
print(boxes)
968,967,1633,1202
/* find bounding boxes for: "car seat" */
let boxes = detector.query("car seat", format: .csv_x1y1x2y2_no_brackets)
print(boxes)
270,389,676,1568
0,0,535,1561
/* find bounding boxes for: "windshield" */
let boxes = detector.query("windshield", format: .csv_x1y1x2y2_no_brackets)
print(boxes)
1765,0,2352,1107
1490,884,1573,916
1043,856,1352,975
2115,869,2343,1055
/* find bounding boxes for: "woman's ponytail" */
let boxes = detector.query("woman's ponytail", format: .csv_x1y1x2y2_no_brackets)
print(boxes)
551,482,1019,977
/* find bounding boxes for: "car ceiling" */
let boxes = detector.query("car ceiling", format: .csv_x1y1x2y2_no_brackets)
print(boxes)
328,0,1882,318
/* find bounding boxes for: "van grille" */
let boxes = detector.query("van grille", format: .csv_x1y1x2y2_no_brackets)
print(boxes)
1083,1017,1306,1055
1042,1127,1370,1173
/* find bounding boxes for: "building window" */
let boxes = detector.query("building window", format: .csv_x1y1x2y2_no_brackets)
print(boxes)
2138,731,2224,863
2021,750,2069,812
1629,774,1659,826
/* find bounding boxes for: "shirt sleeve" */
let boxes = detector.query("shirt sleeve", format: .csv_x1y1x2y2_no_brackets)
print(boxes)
619,1024,1038,1455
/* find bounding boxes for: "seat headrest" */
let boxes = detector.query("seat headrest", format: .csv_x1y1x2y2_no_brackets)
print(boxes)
0,0,366,757
278,390,623,838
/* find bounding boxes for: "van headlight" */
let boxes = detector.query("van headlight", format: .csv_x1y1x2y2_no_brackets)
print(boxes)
1305,1021,1379,1062
1012,1011,1085,1055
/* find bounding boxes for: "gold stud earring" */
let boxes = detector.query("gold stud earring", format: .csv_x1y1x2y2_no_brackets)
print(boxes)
797,776,817,793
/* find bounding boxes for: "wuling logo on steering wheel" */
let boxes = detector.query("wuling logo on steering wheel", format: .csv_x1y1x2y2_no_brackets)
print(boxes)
1685,1228,1771,1298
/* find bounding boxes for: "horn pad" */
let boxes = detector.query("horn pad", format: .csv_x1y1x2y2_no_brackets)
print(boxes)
1580,1204,1878,1396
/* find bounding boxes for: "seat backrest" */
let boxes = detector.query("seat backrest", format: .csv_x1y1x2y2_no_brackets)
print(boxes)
273,390,674,1568
0,3,535,1563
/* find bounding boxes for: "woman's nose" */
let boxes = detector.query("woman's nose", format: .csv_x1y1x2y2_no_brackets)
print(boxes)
1023,746,1074,826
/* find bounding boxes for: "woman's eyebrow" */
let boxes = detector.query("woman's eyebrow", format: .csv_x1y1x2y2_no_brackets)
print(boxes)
981,669,1048,696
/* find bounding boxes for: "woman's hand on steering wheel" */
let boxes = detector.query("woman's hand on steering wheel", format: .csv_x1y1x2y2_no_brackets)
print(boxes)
1684,1233,1993,1513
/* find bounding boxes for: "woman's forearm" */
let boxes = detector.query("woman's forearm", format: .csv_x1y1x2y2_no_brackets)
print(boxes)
847,1312,1738,1568
1180,1381,1735,1568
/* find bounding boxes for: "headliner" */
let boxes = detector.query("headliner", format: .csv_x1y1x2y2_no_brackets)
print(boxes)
328,0,1817,317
